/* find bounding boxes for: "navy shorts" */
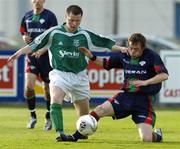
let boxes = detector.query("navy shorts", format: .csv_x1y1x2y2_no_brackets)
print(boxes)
108,92,156,127
25,52,52,83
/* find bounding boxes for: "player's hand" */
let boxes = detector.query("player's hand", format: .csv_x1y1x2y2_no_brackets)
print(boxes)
31,48,48,58
79,47,93,58
22,33,32,44
112,45,129,55
31,51,41,58
132,80,148,87
120,47,129,55
7,52,20,67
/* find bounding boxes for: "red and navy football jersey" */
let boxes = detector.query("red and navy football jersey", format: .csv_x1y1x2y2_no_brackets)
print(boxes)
19,9,58,40
19,9,58,82
103,48,168,95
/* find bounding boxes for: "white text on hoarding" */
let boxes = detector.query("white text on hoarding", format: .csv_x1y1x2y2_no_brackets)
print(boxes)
164,89,180,97
88,69,124,87
0,65,10,82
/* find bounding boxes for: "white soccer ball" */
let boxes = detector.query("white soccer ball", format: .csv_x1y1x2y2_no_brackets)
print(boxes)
76,114,98,136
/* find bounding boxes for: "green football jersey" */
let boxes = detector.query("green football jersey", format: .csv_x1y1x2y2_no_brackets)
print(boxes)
29,24,115,74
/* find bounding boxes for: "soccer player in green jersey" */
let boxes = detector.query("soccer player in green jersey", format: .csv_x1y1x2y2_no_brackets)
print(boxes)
8,5,127,141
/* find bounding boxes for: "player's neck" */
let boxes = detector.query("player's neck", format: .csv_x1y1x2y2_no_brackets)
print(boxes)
64,24,75,33
34,8,44,15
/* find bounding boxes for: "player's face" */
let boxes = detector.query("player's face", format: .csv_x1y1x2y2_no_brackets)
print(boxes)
65,13,82,32
128,42,144,58
31,0,45,11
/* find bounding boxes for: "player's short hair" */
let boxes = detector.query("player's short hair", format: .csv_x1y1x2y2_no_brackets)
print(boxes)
128,33,146,48
66,5,83,16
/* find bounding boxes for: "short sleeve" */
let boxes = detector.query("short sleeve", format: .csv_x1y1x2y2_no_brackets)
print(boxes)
152,53,168,74
19,15,27,35
47,12,58,28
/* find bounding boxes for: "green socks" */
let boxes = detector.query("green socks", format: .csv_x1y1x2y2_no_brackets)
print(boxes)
50,103,63,133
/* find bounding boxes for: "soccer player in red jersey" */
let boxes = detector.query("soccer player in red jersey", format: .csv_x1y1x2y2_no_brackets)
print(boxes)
60,33,168,142
20,0,57,130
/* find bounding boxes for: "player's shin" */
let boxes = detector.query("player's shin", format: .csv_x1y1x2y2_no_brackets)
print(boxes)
25,89,36,118
89,111,100,121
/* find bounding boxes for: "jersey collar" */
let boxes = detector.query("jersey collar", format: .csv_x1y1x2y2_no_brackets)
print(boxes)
61,22,80,34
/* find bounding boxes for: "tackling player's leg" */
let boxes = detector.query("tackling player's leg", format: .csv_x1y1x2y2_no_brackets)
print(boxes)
137,123,162,142
135,95,162,142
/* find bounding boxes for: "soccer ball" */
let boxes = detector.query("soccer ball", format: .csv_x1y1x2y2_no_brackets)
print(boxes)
76,114,98,136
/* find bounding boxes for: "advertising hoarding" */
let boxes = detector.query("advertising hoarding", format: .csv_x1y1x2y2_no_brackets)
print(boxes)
160,50,180,103
0,55,17,96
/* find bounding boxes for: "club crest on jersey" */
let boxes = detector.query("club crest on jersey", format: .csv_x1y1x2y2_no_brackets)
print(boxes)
139,61,146,66
73,39,80,47
39,19,45,24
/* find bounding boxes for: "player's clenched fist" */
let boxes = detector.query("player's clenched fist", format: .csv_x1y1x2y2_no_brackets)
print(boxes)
79,47,93,58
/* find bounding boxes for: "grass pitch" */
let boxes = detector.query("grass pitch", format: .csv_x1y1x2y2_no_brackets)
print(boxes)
0,105,180,149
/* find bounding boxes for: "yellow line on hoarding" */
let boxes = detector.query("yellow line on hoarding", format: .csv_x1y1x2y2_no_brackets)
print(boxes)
0,92,14,94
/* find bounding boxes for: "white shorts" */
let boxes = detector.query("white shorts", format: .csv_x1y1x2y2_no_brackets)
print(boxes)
49,69,90,103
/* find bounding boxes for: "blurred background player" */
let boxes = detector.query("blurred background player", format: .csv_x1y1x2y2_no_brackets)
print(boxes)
19,0,58,130
8,5,128,141
59,33,169,142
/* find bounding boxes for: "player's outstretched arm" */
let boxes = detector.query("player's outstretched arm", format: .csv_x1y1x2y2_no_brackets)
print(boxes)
7,45,32,66
79,47,103,66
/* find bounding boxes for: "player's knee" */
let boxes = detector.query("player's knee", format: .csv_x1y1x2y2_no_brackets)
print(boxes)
25,79,35,89
50,96,63,105
94,104,106,116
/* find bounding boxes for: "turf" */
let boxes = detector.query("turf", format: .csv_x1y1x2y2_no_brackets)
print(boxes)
0,105,180,149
